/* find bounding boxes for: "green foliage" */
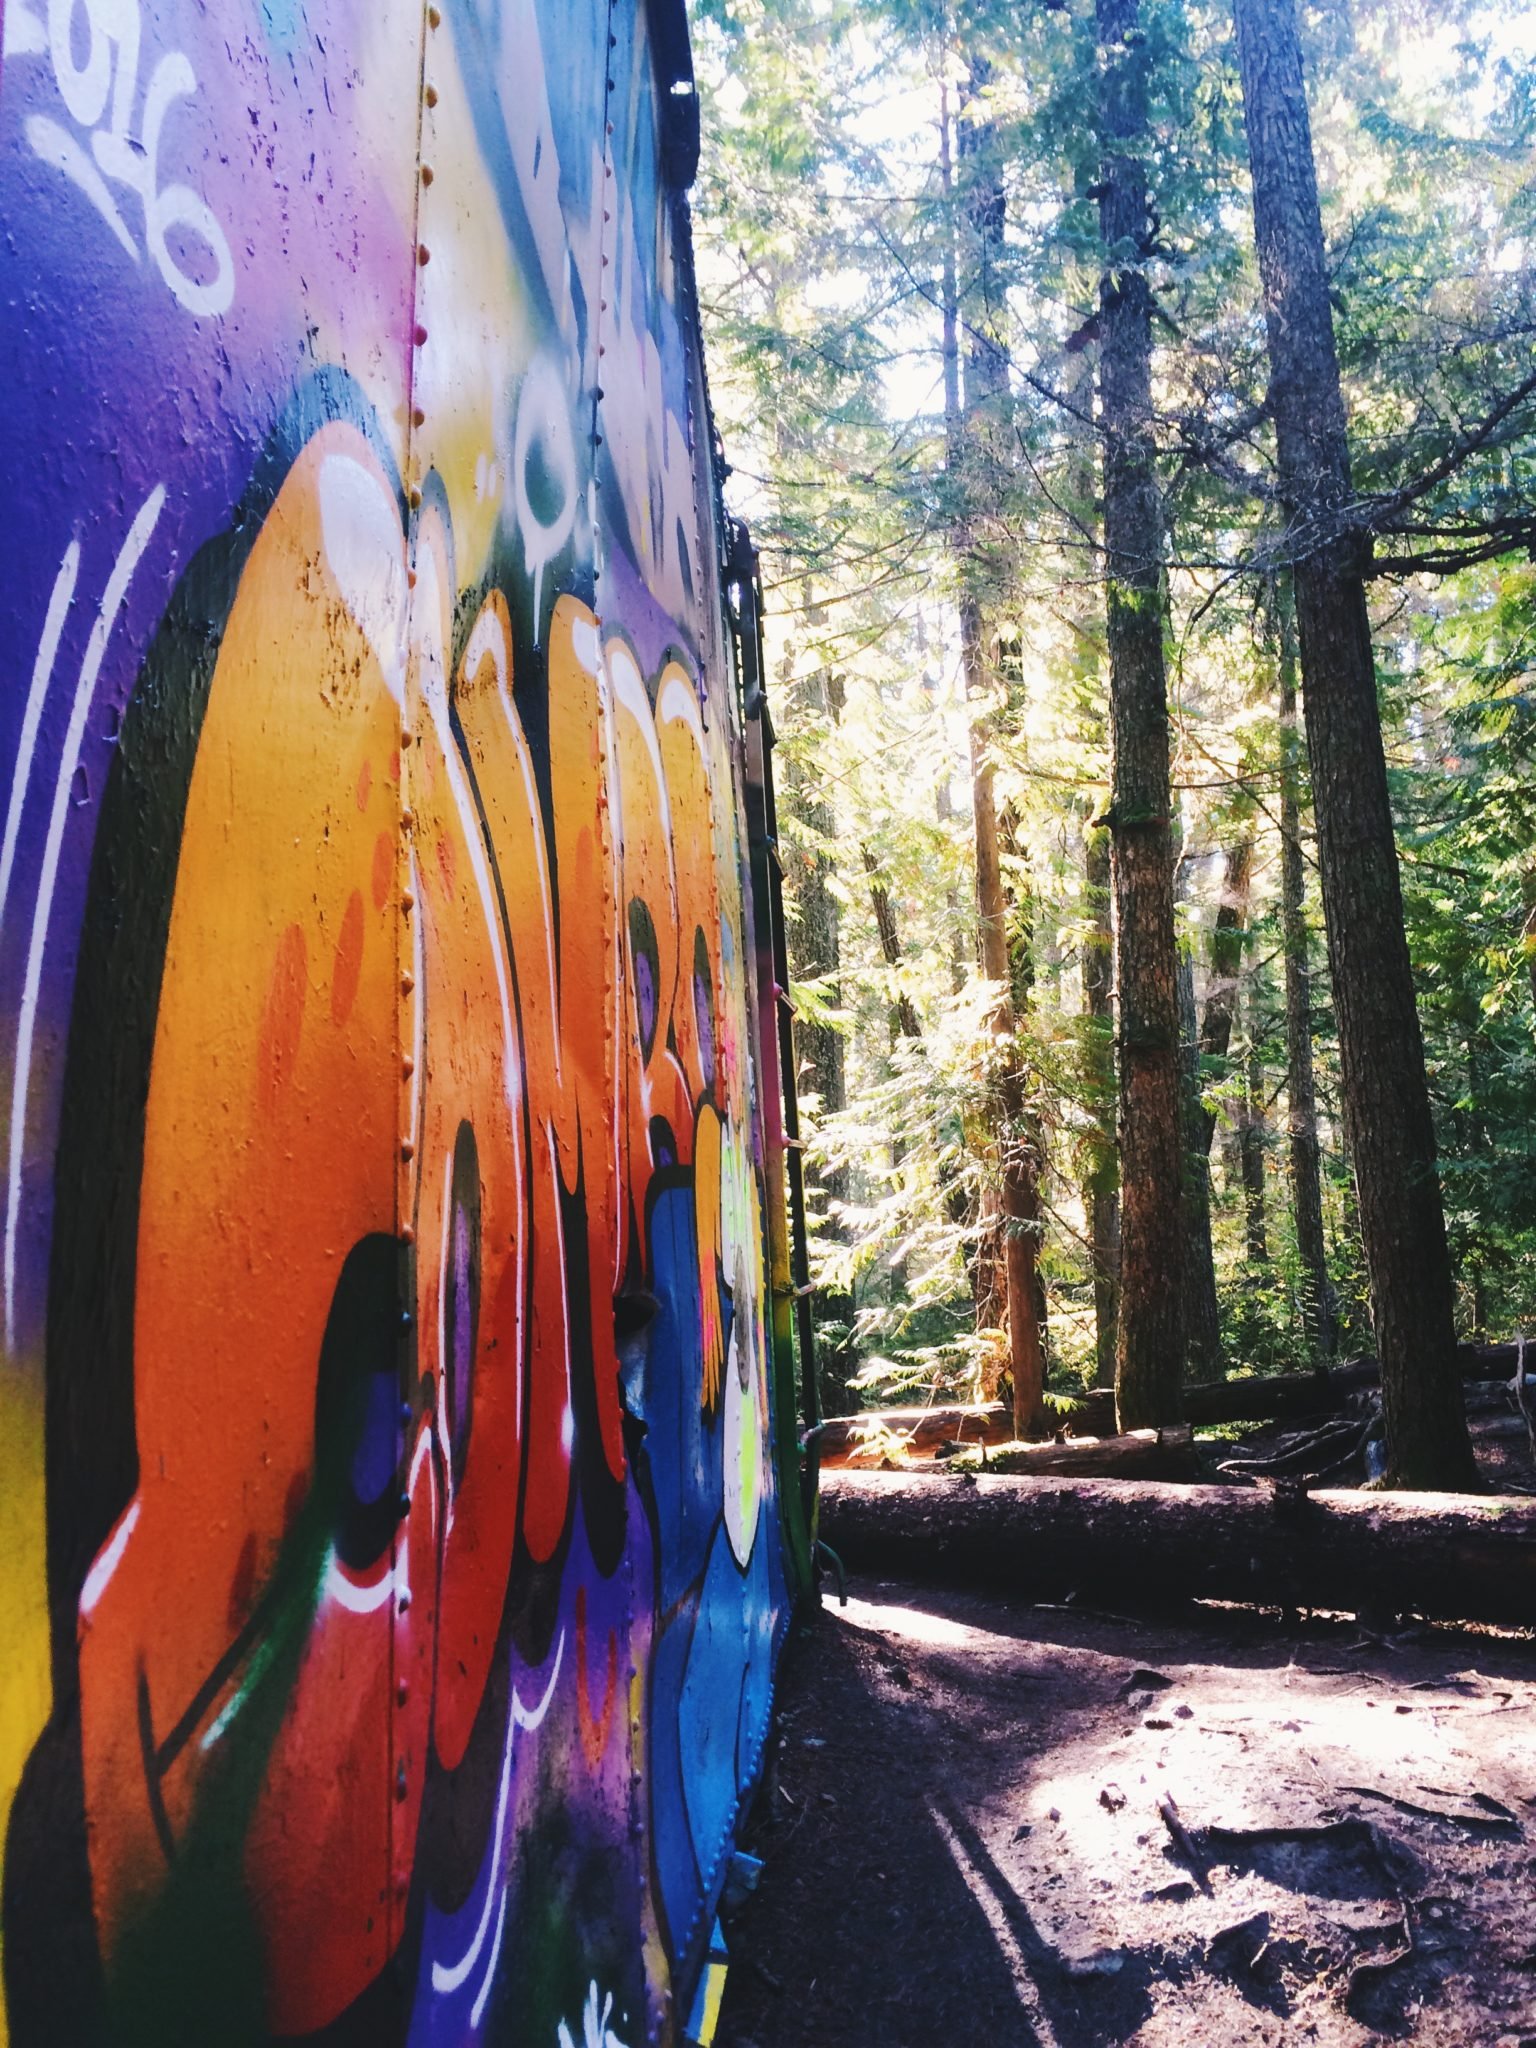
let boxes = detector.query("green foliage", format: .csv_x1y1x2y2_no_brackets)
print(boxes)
694,0,1536,1407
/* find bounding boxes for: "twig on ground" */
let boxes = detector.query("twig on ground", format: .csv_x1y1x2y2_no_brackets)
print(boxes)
1340,1784,1520,1831
748,1956,784,1995
1217,1417,1371,1485
1157,1794,1212,1894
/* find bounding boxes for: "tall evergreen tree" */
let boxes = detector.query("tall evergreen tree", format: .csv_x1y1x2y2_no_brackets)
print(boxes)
1097,0,1186,1427
1273,578,1336,1358
1233,0,1479,1488
943,47,1047,1436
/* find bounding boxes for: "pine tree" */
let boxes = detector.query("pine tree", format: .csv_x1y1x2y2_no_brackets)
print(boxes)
1233,0,1479,1488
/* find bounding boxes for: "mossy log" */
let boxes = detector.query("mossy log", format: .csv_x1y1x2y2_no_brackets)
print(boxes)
819,1470,1536,1627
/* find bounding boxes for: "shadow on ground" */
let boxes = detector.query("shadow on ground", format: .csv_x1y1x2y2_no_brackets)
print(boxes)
716,1581,1536,2048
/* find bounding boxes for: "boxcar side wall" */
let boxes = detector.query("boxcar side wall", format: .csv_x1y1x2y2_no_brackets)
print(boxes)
0,3,802,2041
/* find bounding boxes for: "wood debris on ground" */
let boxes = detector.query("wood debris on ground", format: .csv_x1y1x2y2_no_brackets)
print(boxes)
717,1580,1536,2048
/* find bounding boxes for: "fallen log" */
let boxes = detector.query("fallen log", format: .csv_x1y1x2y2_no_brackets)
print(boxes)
814,1402,1013,1466
1178,1344,1519,1427
1179,1364,1375,1427
969,1426,1200,1482
1459,1340,1530,1379
819,1470,1536,1628
815,1345,1524,1467
815,1407,1196,1471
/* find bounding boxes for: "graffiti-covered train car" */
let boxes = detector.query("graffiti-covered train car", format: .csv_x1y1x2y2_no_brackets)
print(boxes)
0,1,816,2041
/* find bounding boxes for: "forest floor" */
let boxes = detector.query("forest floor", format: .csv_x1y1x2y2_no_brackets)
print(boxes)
715,1417,1536,2048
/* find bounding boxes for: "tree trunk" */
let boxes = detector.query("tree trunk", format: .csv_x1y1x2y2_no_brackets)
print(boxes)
861,844,922,1045
1179,945,1224,1376
1198,835,1254,1152
1181,832,1256,1371
783,662,857,1413
1098,0,1185,1430
819,1470,1536,1628
1065,338,1120,1392
1083,825,1121,1386
860,839,922,1295
936,771,968,995
1275,581,1336,1355
1233,0,1477,1489
999,799,1036,1016
1240,1033,1270,1267
966,643,1045,1438
944,66,1046,1438
1461,1028,1490,1336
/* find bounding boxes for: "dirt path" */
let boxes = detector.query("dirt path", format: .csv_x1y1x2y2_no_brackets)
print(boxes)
716,1581,1536,2047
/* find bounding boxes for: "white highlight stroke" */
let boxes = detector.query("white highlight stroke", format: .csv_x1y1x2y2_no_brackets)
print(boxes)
5,486,165,1351
79,1498,140,1616
0,539,81,938
469,1885,509,2032
431,1630,566,1997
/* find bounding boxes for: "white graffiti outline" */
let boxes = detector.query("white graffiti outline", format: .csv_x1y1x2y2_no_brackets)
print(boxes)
510,355,577,639
4,486,165,1352
13,0,234,317
468,1886,509,2032
0,540,80,939
556,1980,631,2048
319,450,409,704
430,1630,567,2001
465,610,562,1087
414,541,521,1118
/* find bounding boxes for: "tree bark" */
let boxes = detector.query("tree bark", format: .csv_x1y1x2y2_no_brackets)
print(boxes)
944,64,1046,1438
817,1401,1016,1463
1181,832,1256,1371
1199,836,1254,1153
1163,1340,1516,1428
1098,0,1185,1429
1233,0,1477,1488
1083,825,1121,1386
965,635,1045,1438
1240,1032,1270,1267
1064,339,1120,1391
1179,945,1224,1376
860,839,922,1295
783,661,857,1413
1275,582,1336,1355
861,844,922,1045
819,1470,1536,1627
